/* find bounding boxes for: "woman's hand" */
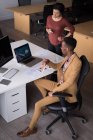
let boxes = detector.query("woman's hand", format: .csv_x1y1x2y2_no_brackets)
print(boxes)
58,36,63,42
46,28,53,34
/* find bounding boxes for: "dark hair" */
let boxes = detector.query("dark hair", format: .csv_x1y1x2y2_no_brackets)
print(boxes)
53,3,65,15
63,37,77,51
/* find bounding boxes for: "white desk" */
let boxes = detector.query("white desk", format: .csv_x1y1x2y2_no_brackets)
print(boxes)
0,40,63,122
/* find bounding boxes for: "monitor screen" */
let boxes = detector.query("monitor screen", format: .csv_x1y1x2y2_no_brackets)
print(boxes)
0,36,13,67
14,43,31,63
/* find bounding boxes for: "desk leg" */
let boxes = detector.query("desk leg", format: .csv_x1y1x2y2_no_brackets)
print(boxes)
14,12,30,35
0,85,27,122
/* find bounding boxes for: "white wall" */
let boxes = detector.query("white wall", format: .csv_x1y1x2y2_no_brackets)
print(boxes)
0,0,18,20
0,0,46,21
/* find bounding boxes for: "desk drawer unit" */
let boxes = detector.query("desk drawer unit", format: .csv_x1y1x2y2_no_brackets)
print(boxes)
0,85,27,122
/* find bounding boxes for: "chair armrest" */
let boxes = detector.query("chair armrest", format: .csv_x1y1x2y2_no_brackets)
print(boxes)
53,92,72,98
53,92,72,112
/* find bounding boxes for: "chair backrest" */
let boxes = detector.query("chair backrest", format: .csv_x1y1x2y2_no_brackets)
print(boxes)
72,0,83,16
43,4,54,25
77,55,90,109
0,28,3,38
18,0,31,6
77,55,90,90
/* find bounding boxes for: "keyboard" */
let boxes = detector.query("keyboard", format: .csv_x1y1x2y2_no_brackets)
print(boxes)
3,68,19,79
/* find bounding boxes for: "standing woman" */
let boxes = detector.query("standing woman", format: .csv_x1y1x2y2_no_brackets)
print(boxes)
46,3,75,56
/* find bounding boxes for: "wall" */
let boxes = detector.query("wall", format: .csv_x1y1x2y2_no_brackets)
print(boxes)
0,0,46,20
0,0,18,20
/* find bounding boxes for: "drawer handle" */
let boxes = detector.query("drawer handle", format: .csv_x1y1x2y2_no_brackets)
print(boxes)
13,108,20,112
12,93,19,97
12,101,20,105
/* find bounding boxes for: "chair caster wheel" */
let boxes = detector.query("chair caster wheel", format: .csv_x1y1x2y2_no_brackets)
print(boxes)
72,134,78,140
46,129,52,135
82,119,87,124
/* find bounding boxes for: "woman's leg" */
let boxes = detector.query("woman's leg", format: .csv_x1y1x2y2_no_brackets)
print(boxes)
55,44,62,56
29,95,59,129
48,41,56,53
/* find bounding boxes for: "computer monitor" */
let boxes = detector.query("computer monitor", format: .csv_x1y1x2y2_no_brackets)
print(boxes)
0,36,13,67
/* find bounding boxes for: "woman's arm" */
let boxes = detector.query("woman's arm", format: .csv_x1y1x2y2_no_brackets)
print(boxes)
58,19,75,42
46,16,53,34
64,19,75,37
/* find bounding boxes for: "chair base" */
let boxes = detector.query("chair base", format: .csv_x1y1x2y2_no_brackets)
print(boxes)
46,111,87,139
69,113,88,123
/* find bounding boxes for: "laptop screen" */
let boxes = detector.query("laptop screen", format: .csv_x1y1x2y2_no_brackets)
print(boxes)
14,43,32,63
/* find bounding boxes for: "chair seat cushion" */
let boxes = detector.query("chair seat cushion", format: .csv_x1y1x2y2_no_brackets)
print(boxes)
47,102,78,111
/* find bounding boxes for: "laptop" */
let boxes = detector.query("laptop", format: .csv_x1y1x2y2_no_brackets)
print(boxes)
14,43,36,65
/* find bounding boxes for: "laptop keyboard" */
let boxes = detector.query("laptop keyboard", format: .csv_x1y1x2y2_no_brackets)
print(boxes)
23,57,35,64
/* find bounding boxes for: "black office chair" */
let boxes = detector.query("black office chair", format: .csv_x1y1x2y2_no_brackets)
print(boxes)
18,0,31,6
0,28,15,42
64,0,88,24
34,4,54,38
0,28,3,38
45,55,90,140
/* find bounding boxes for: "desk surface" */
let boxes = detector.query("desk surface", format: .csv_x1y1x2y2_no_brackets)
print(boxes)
7,1,72,15
8,4,45,15
0,40,63,94
7,2,54,15
74,20,93,38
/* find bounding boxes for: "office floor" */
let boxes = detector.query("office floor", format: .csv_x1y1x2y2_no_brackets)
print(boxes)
0,19,93,140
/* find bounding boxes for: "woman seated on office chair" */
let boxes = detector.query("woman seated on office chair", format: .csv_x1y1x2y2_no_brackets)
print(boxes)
46,3,75,56
17,37,82,137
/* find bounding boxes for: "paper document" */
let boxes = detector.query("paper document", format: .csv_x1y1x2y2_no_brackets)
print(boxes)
24,63,54,78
